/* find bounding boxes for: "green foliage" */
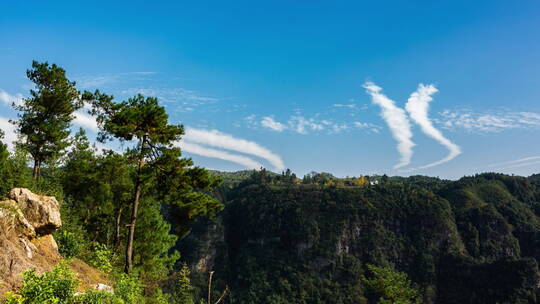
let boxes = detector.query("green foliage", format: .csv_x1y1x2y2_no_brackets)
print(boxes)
0,130,11,196
85,242,114,273
1,292,24,304
112,274,144,304
134,202,179,281
72,291,121,304
19,263,79,304
362,264,421,304
179,172,540,304
144,289,169,304
0,145,33,197
55,230,84,259
61,130,129,246
1,266,152,304
171,264,195,304
13,60,81,179
84,90,222,274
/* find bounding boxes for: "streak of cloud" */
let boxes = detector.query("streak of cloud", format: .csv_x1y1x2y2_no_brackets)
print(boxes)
405,84,461,169
499,160,540,170
183,128,285,171
363,82,414,169
488,156,540,168
177,141,264,169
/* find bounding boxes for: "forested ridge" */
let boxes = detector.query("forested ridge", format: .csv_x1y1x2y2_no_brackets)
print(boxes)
1,61,540,304
179,171,540,304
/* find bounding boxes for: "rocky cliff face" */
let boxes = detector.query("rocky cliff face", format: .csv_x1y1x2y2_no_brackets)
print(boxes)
178,174,540,303
0,188,63,293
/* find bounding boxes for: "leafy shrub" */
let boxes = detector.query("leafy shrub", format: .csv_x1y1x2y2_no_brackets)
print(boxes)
72,290,121,304
19,263,79,304
1,292,23,304
113,273,144,304
55,230,84,259
85,242,113,273
145,288,170,304
1,265,148,304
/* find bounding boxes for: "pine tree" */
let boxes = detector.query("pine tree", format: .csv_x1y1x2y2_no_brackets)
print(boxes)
13,61,81,179
85,91,222,274
173,264,195,304
61,129,121,244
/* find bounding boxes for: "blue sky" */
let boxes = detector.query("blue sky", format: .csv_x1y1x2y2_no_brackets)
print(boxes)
1,1,540,179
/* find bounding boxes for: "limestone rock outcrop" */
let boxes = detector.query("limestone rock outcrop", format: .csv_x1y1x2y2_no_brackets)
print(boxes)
7,188,62,235
0,188,62,293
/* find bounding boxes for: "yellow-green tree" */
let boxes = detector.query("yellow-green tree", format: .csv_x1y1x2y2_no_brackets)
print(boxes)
362,264,421,304
353,176,369,187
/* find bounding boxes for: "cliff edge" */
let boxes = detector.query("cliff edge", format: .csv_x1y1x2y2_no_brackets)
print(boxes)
0,188,108,294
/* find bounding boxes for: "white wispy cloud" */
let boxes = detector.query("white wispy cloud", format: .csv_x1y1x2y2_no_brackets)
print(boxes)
261,116,286,132
438,110,540,132
353,121,382,133
288,116,325,134
74,75,121,89
256,114,378,135
74,72,157,89
0,117,17,150
363,82,415,169
183,127,285,171
131,72,157,75
257,115,321,134
405,84,461,169
177,141,264,169
332,103,357,109
499,160,540,170
73,110,99,131
330,124,349,134
488,156,540,169
120,87,218,103
0,89,23,106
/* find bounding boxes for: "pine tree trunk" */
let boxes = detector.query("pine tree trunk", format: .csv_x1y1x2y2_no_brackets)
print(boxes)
124,136,146,274
32,159,40,180
124,180,141,274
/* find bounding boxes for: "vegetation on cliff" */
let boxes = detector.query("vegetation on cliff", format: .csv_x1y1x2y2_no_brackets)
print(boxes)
178,171,540,304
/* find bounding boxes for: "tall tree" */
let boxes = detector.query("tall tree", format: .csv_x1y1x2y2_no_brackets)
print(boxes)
12,61,81,179
85,91,222,274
